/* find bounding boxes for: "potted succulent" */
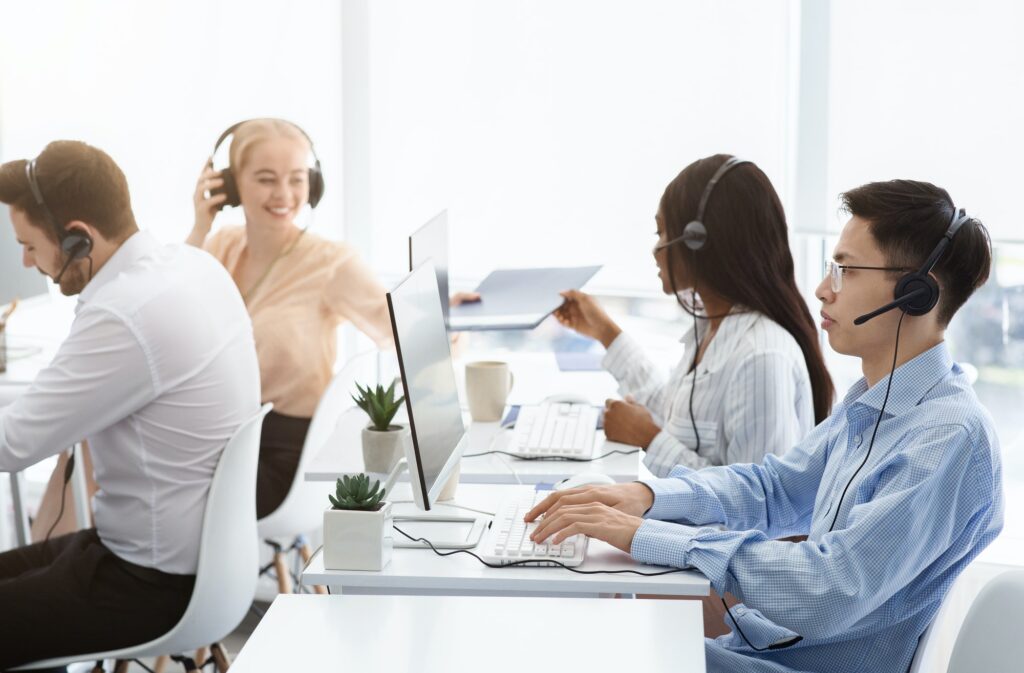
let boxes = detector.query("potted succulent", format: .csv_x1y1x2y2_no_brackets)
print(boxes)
353,380,409,473
323,474,393,571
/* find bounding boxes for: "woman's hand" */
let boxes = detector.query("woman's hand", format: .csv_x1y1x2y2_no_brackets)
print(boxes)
187,160,227,247
450,291,481,306
553,290,621,347
603,397,661,448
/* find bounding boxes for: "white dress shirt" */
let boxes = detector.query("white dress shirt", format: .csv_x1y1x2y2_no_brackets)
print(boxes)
603,308,815,477
0,231,260,574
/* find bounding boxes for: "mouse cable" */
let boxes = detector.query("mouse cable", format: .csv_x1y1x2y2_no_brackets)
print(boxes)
392,524,693,576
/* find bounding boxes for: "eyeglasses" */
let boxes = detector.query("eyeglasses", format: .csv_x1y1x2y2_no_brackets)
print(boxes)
824,260,909,293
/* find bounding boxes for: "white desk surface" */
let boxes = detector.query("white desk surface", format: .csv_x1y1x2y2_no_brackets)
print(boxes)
302,483,709,598
304,405,642,485
0,295,80,548
307,349,638,486
231,594,706,673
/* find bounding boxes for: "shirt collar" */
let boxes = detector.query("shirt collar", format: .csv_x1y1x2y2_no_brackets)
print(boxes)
77,231,159,310
680,306,760,374
842,341,955,418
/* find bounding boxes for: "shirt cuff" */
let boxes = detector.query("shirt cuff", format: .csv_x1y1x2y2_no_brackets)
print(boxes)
641,469,699,520
601,331,642,381
630,519,701,568
642,430,687,478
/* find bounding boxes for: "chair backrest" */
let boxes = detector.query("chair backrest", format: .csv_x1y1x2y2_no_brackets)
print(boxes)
946,569,1024,673
153,403,272,649
16,404,272,669
256,350,382,539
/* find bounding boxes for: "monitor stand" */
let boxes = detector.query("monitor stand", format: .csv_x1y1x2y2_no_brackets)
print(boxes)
381,458,488,550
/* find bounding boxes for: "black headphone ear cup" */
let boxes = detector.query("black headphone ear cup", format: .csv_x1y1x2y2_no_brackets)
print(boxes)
61,232,93,260
682,220,707,251
210,168,241,210
308,165,324,209
894,272,939,316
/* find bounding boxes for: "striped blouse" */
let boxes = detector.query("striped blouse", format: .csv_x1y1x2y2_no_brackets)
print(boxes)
602,308,816,476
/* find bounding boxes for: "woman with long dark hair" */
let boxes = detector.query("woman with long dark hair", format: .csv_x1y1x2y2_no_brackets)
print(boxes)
557,154,833,477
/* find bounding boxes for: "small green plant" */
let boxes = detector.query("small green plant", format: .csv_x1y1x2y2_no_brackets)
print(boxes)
329,474,387,511
352,380,405,431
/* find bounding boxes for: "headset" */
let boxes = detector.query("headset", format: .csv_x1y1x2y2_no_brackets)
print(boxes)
678,156,752,251
209,119,325,211
853,207,972,325
24,158,93,284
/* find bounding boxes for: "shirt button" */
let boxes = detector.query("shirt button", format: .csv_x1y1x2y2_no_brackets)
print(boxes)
854,434,863,447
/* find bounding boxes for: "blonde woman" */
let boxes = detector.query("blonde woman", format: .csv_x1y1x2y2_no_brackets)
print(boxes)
188,118,392,519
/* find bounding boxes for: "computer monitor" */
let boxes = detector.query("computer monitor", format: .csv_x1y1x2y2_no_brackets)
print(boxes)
0,208,49,304
386,261,466,511
408,210,450,323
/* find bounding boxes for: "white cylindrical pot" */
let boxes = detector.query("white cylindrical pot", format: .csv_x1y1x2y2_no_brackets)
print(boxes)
361,425,409,473
322,502,394,571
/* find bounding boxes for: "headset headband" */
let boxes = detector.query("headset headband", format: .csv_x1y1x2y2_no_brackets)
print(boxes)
24,159,63,238
213,118,321,170
695,156,751,223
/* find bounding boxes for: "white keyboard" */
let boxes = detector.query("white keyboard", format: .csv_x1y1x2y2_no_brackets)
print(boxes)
479,490,588,567
511,403,599,458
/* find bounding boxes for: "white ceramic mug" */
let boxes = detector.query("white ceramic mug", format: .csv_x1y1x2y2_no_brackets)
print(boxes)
465,361,514,422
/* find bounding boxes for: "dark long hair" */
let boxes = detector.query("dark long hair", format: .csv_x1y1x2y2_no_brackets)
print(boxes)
660,154,834,423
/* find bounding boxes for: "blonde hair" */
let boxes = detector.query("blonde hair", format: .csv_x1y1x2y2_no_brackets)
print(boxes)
228,118,312,172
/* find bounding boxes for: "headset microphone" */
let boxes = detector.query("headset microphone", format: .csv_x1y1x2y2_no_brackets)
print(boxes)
853,287,930,325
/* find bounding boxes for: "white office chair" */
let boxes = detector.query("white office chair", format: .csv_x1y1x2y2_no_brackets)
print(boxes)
257,350,382,594
907,575,963,673
945,569,1024,673
17,404,272,673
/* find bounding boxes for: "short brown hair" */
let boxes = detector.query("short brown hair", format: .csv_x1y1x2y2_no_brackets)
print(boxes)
0,140,137,242
840,179,992,326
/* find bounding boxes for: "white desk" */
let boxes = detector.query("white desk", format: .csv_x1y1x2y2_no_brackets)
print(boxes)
304,405,642,486
231,594,706,673
302,483,709,598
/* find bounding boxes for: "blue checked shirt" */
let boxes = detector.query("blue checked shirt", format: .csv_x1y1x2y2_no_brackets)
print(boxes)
631,342,1003,673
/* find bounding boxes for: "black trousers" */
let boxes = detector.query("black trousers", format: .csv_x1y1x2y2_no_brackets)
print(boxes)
255,409,313,520
0,528,194,670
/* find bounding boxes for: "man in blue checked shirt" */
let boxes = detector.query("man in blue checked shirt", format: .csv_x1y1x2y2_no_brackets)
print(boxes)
528,179,1002,673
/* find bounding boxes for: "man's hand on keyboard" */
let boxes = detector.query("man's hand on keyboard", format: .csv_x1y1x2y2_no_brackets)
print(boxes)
526,502,642,554
603,398,660,448
524,482,654,523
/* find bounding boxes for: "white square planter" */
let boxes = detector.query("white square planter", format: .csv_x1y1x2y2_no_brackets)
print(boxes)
323,502,394,571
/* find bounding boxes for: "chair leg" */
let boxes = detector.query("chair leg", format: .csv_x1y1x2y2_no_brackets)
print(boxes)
299,542,328,594
273,550,292,593
194,647,209,668
90,663,105,673
211,642,232,671
154,654,170,673
113,660,130,673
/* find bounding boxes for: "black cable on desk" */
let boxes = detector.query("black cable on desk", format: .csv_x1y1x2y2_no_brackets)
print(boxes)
461,448,640,462
392,524,693,576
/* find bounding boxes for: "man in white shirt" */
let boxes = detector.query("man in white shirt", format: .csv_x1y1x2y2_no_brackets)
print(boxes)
0,140,260,668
